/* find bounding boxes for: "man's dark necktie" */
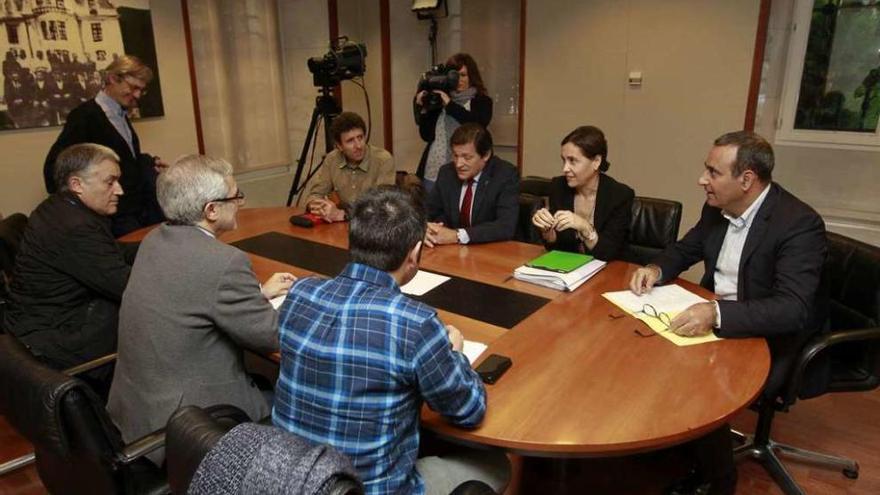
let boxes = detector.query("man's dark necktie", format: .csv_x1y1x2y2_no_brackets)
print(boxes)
459,179,474,228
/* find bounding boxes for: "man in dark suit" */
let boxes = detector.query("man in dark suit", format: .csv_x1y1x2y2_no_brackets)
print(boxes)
3,143,136,395
629,131,827,495
43,55,165,237
425,123,519,246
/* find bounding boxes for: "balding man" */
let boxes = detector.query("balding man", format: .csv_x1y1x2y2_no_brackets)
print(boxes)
630,131,827,495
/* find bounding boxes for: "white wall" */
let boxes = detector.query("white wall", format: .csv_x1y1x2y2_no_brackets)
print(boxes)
522,0,761,237
0,0,198,216
339,0,385,149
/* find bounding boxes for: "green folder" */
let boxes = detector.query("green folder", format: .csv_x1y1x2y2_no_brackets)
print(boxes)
525,250,593,273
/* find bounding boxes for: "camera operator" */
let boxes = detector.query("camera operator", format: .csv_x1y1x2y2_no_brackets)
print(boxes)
414,53,492,192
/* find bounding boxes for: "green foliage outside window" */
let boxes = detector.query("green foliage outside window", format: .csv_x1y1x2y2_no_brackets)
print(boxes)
795,0,880,133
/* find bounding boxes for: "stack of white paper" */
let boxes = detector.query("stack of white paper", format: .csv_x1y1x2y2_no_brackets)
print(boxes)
400,270,450,296
462,340,487,365
513,259,607,291
270,294,286,310
602,285,708,314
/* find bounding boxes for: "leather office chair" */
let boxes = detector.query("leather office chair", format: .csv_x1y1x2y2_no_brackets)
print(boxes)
622,196,682,265
166,405,363,495
0,333,167,494
0,212,27,326
516,176,552,245
732,232,880,495
167,406,500,495
515,193,545,244
519,176,553,198
0,341,116,477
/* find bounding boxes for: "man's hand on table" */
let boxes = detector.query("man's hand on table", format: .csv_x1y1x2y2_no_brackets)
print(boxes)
446,324,464,352
668,302,716,337
425,222,459,247
628,264,661,295
308,198,345,223
261,272,297,299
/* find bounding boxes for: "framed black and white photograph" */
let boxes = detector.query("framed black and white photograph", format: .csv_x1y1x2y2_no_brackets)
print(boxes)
0,0,163,131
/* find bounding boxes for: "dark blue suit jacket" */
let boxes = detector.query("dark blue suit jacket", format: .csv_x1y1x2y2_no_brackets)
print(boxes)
653,183,828,397
426,155,519,244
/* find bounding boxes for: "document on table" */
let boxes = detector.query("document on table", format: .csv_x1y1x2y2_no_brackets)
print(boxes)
603,285,722,346
400,270,450,296
270,294,286,310
462,340,487,365
513,259,607,291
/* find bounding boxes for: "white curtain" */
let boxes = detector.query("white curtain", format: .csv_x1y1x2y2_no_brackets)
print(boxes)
187,0,290,172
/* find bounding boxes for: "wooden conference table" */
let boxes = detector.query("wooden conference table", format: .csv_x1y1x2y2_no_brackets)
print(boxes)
127,207,770,458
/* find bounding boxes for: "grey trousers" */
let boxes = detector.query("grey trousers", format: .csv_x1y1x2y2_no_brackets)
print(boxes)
416,448,511,495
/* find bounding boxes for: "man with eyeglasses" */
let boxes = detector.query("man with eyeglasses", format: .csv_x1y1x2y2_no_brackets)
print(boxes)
43,54,166,237
628,131,827,495
107,155,295,466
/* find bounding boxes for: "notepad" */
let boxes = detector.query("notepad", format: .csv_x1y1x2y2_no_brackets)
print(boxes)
602,286,722,346
525,250,593,273
270,294,286,310
462,340,487,365
400,270,450,296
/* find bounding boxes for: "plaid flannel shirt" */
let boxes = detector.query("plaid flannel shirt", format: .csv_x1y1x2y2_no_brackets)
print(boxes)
273,263,486,495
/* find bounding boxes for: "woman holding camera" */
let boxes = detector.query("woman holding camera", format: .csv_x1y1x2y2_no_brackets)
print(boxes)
415,53,493,191
531,125,634,261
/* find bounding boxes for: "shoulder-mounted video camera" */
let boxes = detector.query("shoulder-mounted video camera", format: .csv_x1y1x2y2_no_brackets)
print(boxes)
417,64,459,111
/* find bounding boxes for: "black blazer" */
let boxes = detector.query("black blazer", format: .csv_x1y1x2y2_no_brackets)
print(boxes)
415,93,493,179
653,183,828,397
2,193,137,368
545,174,634,261
43,99,161,234
426,155,519,244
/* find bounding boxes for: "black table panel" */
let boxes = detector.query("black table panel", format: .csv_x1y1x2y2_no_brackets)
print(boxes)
233,232,549,329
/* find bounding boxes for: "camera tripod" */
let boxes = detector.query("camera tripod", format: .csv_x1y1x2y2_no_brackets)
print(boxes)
286,87,341,206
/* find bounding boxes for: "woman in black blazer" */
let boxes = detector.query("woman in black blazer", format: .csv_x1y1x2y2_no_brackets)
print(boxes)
532,125,634,261
414,53,493,190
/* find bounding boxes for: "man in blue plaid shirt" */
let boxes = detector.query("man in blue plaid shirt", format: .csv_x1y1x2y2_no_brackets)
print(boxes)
274,186,509,495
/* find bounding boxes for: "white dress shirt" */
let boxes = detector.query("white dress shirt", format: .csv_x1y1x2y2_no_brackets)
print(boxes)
456,171,482,244
95,90,135,157
713,184,771,327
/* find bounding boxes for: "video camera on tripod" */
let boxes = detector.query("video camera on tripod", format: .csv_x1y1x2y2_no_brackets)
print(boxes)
307,37,367,88
286,37,368,207
417,64,460,111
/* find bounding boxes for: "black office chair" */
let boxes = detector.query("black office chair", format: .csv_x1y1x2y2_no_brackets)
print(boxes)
515,193,545,244
0,212,27,325
732,232,880,495
0,352,119,477
166,405,363,495
621,196,682,265
167,406,500,495
519,176,553,198
0,333,167,494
